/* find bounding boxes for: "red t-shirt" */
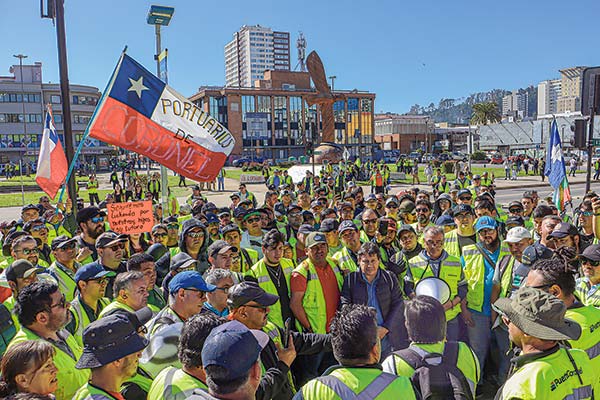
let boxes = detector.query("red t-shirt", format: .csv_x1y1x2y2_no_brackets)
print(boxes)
291,263,340,332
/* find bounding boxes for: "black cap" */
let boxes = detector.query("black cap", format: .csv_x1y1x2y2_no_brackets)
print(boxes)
234,207,248,219
5,260,44,282
521,243,554,266
95,232,129,249
220,223,241,235
338,220,358,233
580,244,600,262
227,282,279,309
51,235,77,251
298,224,315,235
397,224,416,235
505,216,525,228
274,202,287,216
146,243,168,262
21,204,39,213
319,218,339,233
452,204,474,215
207,240,238,258
508,201,524,210
76,207,106,225
548,222,579,239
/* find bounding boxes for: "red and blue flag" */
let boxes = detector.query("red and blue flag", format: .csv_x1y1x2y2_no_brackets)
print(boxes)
36,106,68,198
544,119,572,212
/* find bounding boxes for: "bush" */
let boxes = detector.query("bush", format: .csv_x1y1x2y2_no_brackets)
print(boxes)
443,161,455,174
471,151,487,161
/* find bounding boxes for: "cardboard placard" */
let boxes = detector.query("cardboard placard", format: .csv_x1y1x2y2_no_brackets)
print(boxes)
240,174,266,184
107,201,154,234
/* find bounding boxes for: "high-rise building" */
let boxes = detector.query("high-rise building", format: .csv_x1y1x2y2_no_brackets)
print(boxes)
557,66,586,113
224,25,291,88
537,79,561,116
502,91,529,119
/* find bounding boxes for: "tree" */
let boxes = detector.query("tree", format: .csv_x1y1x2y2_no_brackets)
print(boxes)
470,102,501,125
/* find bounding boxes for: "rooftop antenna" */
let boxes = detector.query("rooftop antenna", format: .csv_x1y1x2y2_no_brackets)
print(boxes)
295,32,307,72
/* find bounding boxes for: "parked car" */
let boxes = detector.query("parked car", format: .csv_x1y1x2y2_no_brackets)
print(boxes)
438,153,449,162
490,153,504,164
232,157,273,167
451,152,468,162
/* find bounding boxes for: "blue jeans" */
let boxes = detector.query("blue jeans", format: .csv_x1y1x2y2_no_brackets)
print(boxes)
493,325,511,384
446,317,460,342
217,177,225,191
467,312,491,382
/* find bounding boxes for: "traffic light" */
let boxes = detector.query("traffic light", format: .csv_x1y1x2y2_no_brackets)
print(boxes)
306,141,313,156
570,119,587,149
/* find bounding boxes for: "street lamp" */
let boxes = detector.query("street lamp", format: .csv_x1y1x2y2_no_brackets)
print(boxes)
328,75,336,92
13,54,27,205
147,5,174,212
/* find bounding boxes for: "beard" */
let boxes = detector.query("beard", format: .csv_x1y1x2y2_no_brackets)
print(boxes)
88,225,105,240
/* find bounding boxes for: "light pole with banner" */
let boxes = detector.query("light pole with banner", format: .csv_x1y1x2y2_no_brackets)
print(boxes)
147,5,174,212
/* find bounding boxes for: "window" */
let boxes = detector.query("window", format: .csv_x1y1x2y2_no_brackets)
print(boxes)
72,95,98,105
73,115,91,125
50,95,61,104
54,114,63,123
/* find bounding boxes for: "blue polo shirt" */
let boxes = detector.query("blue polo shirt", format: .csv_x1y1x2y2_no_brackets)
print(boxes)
363,270,384,326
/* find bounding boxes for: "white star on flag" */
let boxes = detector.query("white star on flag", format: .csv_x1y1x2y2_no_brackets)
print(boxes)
128,76,149,98
551,144,562,164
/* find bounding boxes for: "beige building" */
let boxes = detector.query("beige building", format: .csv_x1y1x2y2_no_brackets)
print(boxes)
537,79,561,116
557,67,586,113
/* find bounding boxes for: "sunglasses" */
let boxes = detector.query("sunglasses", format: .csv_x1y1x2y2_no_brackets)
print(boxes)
458,196,472,201
581,211,594,217
583,259,600,267
18,248,39,255
167,224,180,229
454,213,472,219
415,208,429,213
58,242,77,251
31,225,48,232
48,294,67,310
509,208,523,213
187,231,205,238
108,243,125,251
387,204,398,209
153,232,168,238
91,216,104,224
246,217,260,224
216,286,232,294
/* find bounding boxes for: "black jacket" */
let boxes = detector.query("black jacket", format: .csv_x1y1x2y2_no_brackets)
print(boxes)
340,269,408,350
257,328,332,400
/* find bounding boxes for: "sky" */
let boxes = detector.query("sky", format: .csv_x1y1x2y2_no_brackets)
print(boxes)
2,0,600,113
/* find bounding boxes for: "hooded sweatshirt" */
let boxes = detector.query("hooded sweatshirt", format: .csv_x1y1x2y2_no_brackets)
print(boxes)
156,218,209,279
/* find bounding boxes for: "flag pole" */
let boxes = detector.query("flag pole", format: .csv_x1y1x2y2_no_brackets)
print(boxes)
57,49,127,204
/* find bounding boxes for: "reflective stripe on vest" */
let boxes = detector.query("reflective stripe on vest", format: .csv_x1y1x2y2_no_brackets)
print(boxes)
585,342,600,360
462,245,509,312
293,258,343,333
444,230,460,258
161,367,202,400
316,372,397,400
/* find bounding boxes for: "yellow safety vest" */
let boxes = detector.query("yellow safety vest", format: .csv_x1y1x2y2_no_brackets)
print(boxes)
69,296,110,348
299,367,417,400
407,253,463,321
147,366,207,400
461,243,509,312
499,347,597,400
9,327,89,400
566,305,600,371
246,258,294,329
98,300,134,318
292,258,343,334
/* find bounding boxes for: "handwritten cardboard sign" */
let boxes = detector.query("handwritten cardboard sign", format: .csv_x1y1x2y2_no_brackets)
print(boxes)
107,201,154,234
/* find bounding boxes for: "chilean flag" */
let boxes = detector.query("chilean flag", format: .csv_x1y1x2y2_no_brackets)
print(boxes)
87,53,235,182
36,106,68,198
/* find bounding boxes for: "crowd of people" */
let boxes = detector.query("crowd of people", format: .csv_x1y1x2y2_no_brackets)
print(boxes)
0,160,598,400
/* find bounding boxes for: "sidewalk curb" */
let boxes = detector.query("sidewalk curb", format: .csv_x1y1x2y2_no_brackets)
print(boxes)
494,180,589,191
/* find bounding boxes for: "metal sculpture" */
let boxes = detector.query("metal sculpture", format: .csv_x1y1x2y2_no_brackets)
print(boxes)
305,51,345,163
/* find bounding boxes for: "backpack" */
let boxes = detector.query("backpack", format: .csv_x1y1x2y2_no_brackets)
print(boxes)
393,341,473,400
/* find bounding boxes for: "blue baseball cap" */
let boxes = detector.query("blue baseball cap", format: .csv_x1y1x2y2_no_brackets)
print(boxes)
436,214,456,227
205,213,219,225
75,263,116,283
202,320,269,380
168,270,216,294
474,216,498,232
